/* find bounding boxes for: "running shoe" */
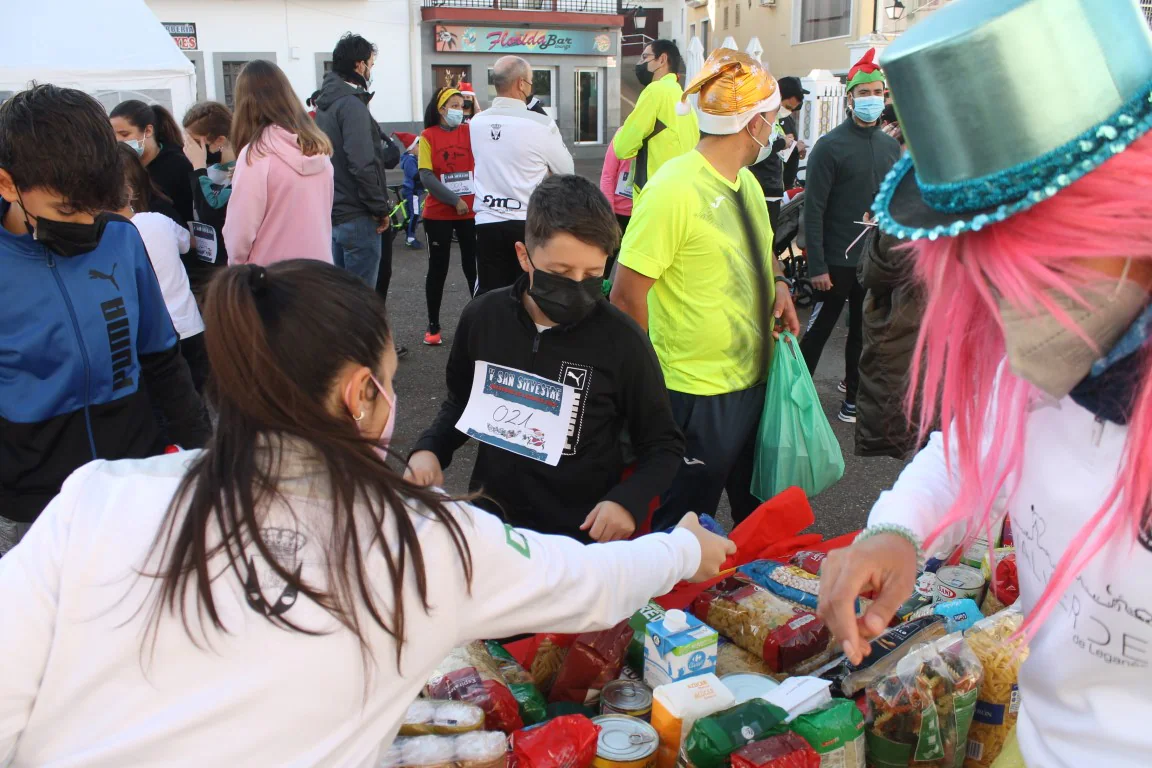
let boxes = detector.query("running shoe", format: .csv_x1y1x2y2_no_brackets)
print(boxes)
837,401,857,423
406,237,424,249
837,380,847,394
423,329,443,346
396,345,410,359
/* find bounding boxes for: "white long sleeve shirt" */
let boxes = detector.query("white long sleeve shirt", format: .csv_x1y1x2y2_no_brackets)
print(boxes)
869,397,1151,767
131,212,204,340
469,97,574,225
0,451,700,767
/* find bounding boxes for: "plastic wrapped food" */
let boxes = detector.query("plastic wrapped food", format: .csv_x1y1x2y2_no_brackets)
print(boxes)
530,635,576,694
428,644,524,734
789,699,865,768
909,599,984,634
551,620,634,706
384,733,508,768
684,699,790,768
692,576,830,674
892,593,934,626
401,700,486,736
511,715,600,768
651,674,736,768
739,560,822,611
731,733,820,768
978,551,1019,616
790,551,827,576
963,608,1027,768
487,641,548,726
716,639,781,679
865,634,984,768
817,616,948,698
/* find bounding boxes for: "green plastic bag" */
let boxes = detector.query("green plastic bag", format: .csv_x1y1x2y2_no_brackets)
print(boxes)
684,699,790,768
485,640,548,726
751,332,845,501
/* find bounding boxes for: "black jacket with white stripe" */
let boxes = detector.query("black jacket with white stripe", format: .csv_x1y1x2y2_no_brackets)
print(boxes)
413,275,684,541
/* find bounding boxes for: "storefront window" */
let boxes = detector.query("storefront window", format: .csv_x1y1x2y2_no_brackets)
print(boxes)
574,68,603,144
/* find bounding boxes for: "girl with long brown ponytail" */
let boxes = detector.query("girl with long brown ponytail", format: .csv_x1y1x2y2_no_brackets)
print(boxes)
0,259,732,766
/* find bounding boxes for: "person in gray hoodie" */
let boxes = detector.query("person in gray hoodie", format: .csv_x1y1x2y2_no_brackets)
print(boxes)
314,34,395,293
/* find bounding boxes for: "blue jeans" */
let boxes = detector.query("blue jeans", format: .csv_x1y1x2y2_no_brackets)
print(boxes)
332,215,381,288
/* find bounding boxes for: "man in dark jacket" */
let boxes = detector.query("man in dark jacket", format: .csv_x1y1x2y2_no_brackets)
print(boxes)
406,175,684,542
314,34,392,292
748,75,808,234
855,225,924,459
0,85,210,554
800,49,900,424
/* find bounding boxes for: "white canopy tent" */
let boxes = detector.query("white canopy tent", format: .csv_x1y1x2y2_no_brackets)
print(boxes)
0,0,195,117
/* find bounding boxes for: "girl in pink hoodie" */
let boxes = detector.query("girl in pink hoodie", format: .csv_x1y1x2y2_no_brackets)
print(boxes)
224,60,335,266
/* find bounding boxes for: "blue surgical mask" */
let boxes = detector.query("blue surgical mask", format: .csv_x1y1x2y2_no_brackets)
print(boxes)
852,95,885,124
444,109,464,128
123,138,145,156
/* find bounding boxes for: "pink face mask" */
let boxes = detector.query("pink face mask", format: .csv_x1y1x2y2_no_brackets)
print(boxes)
346,371,397,456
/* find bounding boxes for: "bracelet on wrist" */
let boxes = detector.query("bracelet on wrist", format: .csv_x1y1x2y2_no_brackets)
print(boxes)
856,523,926,572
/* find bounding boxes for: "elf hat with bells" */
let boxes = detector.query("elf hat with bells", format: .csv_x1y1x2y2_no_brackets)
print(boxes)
675,48,780,135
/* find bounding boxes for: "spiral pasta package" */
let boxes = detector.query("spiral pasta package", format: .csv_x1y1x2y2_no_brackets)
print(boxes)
692,577,830,674
864,634,984,768
962,608,1027,768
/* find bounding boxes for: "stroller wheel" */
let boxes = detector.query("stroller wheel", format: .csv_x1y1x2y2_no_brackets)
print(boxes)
792,279,815,308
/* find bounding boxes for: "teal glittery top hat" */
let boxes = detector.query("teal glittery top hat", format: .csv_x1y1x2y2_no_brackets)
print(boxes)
873,0,1152,242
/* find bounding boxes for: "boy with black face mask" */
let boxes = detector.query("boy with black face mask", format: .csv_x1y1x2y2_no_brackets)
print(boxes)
408,175,684,543
0,85,210,555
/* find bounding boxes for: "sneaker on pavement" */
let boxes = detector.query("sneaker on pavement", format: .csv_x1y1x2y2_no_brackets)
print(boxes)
423,330,443,346
396,344,410,359
837,401,857,423
406,237,423,249
837,380,847,394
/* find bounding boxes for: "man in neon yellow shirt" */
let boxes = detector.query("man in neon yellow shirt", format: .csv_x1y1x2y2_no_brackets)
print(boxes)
612,49,799,531
613,40,699,192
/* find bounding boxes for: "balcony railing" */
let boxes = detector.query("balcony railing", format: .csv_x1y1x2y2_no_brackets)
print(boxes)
422,0,622,14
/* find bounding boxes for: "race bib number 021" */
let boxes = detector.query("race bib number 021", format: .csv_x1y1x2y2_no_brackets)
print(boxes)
455,361,576,466
441,171,475,197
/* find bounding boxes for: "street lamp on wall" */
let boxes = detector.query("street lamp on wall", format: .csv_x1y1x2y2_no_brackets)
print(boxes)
886,0,906,21
633,9,647,28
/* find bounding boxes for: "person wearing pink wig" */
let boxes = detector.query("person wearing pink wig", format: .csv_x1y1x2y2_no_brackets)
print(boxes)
817,1,1152,766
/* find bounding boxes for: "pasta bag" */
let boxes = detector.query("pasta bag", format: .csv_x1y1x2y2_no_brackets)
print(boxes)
963,608,1027,768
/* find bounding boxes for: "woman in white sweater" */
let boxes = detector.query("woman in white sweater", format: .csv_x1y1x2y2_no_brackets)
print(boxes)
0,259,731,767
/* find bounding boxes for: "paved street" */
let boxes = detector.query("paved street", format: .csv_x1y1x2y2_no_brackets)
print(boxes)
388,154,907,540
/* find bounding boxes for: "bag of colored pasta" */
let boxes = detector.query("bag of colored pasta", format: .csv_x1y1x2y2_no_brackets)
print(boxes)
731,733,821,768
510,715,600,768
487,641,548,726
427,644,524,734
864,634,983,768
550,620,633,706
684,698,790,768
816,616,948,697
692,576,829,674
788,699,865,768
963,608,1027,768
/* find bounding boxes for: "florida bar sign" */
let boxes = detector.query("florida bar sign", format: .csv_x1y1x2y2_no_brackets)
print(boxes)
434,25,612,55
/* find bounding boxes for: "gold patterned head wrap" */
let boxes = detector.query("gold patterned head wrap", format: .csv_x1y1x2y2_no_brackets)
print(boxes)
677,48,780,135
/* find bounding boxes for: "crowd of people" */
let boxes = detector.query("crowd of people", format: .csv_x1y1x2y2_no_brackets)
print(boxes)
0,0,1151,762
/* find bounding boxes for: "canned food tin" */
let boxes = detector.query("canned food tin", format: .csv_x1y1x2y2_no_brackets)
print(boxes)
935,564,986,603
592,715,659,768
718,673,779,704
914,571,938,598
601,680,654,720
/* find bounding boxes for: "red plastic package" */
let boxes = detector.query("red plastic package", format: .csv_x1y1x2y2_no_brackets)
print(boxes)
549,620,633,705
992,552,1020,605
511,715,600,768
427,647,525,734
789,551,827,576
730,733,820,768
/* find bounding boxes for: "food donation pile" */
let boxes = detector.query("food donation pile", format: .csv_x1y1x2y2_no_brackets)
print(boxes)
384,522,1024,768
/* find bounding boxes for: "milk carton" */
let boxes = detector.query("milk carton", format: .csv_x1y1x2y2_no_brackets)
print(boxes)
644,609,718,689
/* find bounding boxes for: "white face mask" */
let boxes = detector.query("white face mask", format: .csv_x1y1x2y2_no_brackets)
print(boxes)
747,115,775,166
998,276,1151,399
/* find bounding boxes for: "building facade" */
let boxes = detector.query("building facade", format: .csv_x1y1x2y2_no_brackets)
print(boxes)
144,0,420,132
419,0,625,158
